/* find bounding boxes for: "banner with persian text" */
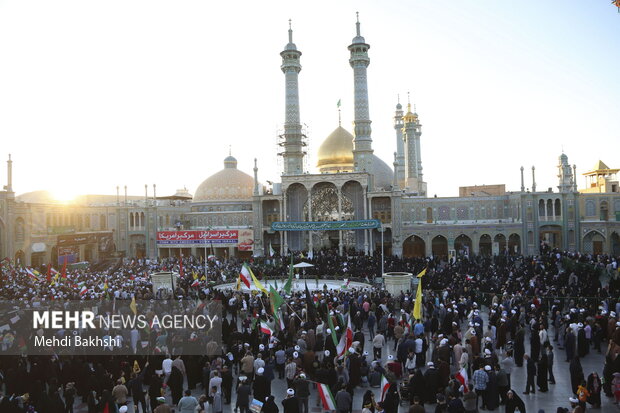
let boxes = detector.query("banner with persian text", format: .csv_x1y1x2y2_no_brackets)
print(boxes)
271,219,381,231
156,230,239,246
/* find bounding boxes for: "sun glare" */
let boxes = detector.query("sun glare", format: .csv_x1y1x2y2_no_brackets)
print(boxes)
52,188,78,203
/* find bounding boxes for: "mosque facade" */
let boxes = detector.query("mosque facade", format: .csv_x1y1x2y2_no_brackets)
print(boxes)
1,18,619,267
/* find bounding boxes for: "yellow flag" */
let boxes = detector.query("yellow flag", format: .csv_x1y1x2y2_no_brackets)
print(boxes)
235,277,241,290
192,271,198,280
200,275,206,281
413,268,425,320
249,267,268,294
130,296,137,316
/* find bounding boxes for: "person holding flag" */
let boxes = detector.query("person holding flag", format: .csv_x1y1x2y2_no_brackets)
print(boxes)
412,268,426,321
238,263,252,289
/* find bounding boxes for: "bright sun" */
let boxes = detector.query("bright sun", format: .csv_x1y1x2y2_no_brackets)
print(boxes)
51,188,78,203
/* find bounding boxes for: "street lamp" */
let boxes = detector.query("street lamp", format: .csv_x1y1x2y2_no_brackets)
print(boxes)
379,223,385,277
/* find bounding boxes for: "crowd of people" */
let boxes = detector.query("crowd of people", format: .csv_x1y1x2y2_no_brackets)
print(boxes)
0,247,618,413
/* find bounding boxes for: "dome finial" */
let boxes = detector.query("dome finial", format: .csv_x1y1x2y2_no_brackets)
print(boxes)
407,91,412,112
288,19,293,43
337,98,342,126
356,12,361,36
229,145,232,156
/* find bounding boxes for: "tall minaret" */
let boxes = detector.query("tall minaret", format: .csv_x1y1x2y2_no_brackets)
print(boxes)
280,20,304,175
6,154,13,192
403,98,419,193
348,13,374,175
412,104,424,192
393,99,406,188
557,153,574,193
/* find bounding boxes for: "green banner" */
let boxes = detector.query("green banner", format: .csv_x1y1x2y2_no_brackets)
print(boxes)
271,219,381,231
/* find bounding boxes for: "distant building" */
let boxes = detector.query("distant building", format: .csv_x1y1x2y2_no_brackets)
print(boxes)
1,18,619,267
459,185,506,197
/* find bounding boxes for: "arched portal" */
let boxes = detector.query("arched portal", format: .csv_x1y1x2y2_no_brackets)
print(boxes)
479,234,492,256
583,230,605,255
611,232,620,256
373,227,392,255
403,235,426,258
508,233,521,255
494,234,507,254
15,250,25,266
540,225,562,249
431,235,448,258
454,234,472,257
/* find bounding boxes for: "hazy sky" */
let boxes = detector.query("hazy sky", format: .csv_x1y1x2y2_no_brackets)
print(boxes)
0,1,618,200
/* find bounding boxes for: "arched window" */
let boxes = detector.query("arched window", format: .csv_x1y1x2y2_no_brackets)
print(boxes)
15,218,25,243
539,199,545,217
129,213,134,228
546,199,553,217
140,212,145,228
85,215,90,229
100,214,106,230
554,199,561,216
585,200,596,217
600,201,609,221
426,207,433,223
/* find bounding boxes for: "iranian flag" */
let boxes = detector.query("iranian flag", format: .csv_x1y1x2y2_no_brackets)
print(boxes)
336,313,353,359
26,268,40,281
79,286,88,296
239,263,251,288
191,279,200,288
317,383,337,411
260,321,273,336
455,367,469,393
380,375,391,401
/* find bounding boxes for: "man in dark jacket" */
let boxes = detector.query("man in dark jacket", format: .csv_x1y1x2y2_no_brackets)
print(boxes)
423,362,440,403
335,386,352,413
221,365,233,404
294,373,311,413
523,354,536,394
127,362,148,413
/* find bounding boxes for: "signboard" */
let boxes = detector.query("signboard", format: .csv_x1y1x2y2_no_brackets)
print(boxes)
151,272,178,294
58,232,113,247
156,230,238,246
237,229,254,251
271,219,381,232
58,246,79,265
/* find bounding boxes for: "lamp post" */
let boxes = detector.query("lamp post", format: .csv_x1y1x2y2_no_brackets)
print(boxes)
379,223,385,278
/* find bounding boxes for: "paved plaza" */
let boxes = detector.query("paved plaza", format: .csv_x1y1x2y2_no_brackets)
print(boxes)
68,309,617,413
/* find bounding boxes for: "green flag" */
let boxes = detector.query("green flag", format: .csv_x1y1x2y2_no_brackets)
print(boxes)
337,99,341,108
326,312,338,347
269,286,285,319
284,254,294,294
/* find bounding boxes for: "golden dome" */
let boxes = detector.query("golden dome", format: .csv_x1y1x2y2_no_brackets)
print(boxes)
317,126,354,173
193,156,254,202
